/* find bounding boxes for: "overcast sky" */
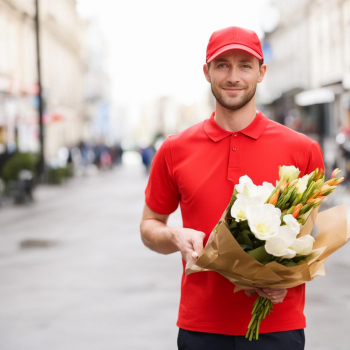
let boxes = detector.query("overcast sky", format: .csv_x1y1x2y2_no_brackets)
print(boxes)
77,0,270,107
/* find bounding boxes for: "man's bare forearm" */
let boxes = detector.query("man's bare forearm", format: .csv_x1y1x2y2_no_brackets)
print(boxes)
140,218,179,255
140,203,206,262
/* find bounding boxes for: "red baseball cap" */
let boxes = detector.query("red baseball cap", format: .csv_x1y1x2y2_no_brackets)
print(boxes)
206,26,264,63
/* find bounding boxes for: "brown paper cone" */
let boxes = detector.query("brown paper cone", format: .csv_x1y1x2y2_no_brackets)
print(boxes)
185,204,349,291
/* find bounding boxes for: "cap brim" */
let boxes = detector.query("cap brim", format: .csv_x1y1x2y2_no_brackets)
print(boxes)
207,44,263,62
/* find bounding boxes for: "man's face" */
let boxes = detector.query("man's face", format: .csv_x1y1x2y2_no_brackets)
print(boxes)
203,50,266,111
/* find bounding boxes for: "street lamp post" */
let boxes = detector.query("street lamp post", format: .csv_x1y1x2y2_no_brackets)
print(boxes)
34,0,45,181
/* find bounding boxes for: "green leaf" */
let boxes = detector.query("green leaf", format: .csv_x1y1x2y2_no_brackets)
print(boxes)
247,233,256,242
236,233,253,249
253,239,265,249
280,260,297,267
247,246,272,264
292,255,308,263
238,220,249,230
240,244,252,251
229,220,238,229
230,227,240,239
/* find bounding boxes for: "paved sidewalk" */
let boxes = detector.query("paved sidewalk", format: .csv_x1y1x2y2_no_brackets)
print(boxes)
0,164,182,350
0,163,349,349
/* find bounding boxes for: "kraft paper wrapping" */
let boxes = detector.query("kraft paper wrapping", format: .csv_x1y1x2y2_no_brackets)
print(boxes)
185,204,349,292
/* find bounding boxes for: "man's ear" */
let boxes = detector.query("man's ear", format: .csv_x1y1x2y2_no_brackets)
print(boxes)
203,64,211,83
257,64,267,83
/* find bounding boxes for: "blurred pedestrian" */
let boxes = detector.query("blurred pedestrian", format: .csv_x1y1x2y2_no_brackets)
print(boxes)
336,127,350,183
140,145,156,173
100,149,112,170
0,177,4,205
140,26,323,349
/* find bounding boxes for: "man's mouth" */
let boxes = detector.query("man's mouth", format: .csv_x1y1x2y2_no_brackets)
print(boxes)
222,87,244,93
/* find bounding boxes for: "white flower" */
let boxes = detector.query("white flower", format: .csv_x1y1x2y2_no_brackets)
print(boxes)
279,165,300,183
231,194,264,222
235,175,257,198
290,235,315,256
255,182,275,203
236,176,274,202
296,174,310,194
246,204,282,240
282,214,300,235
265,225,298,259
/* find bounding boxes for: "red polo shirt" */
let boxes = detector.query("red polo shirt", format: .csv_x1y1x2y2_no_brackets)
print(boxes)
145,110,324,335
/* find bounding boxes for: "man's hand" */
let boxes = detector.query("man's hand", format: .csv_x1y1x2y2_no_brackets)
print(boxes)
140,204,205,261
244,287,288,304
171,228,206,263
244,289,256,298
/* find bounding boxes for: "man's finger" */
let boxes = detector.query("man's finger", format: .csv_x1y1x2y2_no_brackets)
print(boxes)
255,288,287,302
244,289,256,298
191,251,199,260
261,288,287,297
264,291,286,297
191,233,205,256
255,290,271,299
262,288,287,294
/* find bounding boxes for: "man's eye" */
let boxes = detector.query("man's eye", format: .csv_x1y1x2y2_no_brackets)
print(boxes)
218,64,228,68
242,65,251,69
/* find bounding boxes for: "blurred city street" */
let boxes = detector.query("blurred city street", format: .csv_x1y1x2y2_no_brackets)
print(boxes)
0,161,183,350
0,161,349,350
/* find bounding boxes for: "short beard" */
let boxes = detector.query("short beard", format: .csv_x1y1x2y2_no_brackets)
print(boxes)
211,84,257,111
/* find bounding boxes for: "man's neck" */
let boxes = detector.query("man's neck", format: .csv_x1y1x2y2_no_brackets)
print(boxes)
214,100,258,133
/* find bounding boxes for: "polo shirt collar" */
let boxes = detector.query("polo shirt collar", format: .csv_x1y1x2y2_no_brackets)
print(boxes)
204,110,268,142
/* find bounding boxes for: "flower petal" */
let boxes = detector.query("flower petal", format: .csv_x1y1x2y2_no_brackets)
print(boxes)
290,235,315,255
283,214,300,235
246,204,281,240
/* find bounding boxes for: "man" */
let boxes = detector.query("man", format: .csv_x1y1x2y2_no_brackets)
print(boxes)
140,26,324,349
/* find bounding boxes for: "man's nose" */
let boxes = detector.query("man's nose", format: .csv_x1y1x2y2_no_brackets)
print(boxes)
227,67,240,84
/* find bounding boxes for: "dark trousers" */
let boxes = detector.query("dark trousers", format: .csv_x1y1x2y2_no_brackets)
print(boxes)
178,328,305,350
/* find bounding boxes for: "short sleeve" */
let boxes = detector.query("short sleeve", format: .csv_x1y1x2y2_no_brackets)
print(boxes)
145,138,180,215
303,140,325,175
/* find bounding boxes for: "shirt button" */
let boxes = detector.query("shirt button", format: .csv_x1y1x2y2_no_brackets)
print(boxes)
232,147,236,151
234,133,237,137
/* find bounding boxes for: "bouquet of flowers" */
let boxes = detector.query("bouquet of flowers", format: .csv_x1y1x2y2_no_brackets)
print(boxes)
186,165,348,341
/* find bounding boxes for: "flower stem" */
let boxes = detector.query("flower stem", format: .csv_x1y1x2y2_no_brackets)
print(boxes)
245,296,273,341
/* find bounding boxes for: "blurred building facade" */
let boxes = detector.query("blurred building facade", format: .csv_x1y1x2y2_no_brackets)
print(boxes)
0,0,111,164
136,94,213,150
261,0,350,173
0,0,38,155
83,19,112,146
